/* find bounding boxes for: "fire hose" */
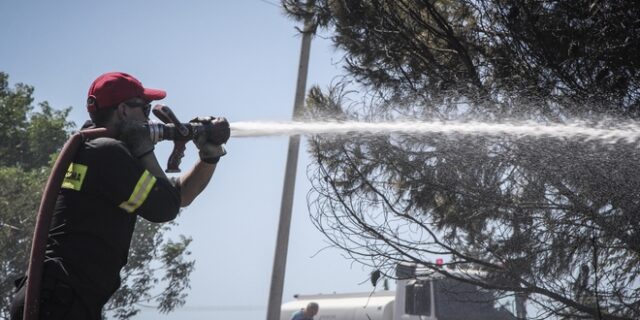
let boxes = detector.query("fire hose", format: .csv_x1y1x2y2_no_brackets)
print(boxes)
23,104,222,319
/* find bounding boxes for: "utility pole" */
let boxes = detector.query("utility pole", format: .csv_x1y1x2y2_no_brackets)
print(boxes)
266,3,315,320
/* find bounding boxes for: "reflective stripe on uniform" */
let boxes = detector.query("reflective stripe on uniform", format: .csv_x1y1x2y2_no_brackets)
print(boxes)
119,170,156,213
62,163,88,191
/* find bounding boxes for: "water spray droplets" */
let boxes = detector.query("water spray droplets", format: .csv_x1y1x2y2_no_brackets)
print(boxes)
230,120,640,144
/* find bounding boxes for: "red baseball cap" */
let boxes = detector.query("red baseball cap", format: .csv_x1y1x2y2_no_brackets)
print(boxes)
87,72,166,112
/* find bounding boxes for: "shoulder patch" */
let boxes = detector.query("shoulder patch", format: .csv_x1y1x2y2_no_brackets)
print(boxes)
62,163,88,191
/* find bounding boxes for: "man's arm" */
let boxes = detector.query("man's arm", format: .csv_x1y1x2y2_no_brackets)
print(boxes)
138,152,171,182
177,160,216,207
138,151,217,207
176,116,230,207
119,119,222,210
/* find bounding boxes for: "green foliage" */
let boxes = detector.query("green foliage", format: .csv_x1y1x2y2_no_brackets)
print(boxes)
0,73,72,169
105,221,195,319
0,167,46,311
0,72,194,319
285,1,640,319
285,0,640,118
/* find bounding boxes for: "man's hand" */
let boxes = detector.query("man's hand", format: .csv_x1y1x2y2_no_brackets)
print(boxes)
191,116,230,145
190,117,230,164
119,120,154,158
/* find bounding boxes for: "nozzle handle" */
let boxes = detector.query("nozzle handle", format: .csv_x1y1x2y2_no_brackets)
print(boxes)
151,104,189,172
153,104,189,137
165,141,186,173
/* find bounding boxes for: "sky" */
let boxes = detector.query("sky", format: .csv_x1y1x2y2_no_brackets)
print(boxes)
0,1,378,319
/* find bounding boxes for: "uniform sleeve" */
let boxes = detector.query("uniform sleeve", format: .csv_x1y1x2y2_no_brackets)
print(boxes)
87,138,181,222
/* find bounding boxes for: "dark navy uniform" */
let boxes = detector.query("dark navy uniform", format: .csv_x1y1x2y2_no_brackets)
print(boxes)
11,137,181,319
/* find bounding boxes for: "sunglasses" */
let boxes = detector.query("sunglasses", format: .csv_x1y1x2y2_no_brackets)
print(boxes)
125,101,151,118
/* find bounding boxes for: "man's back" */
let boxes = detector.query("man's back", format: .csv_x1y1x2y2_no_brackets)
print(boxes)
47,137,181,300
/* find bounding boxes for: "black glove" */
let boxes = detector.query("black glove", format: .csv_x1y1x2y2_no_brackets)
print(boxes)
119,120,154,158
190,117,230,164
190,116,230,145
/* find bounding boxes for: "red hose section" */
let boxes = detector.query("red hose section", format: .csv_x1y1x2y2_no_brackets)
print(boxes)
23,128,110,320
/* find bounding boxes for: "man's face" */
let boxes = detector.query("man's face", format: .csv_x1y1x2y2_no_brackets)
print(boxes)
122,98,151,122
306,307,318,317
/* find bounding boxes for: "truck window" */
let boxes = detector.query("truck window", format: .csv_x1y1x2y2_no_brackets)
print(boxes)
405,280,431,316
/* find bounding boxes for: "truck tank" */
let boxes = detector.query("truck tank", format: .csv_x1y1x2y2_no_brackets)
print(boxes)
281,291,395,320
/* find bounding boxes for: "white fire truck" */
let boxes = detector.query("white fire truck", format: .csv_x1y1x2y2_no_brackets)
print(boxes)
281,263,519,320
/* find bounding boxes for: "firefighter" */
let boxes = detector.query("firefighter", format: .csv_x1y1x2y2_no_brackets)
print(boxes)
10,72,230,319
